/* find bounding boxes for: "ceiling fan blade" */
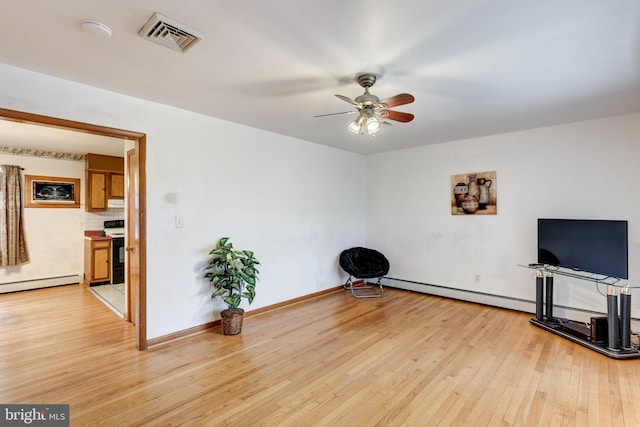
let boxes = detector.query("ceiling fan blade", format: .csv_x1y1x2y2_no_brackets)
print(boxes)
335,94,359,106
379,110,414,123
314,111,358,118
377,93,415,108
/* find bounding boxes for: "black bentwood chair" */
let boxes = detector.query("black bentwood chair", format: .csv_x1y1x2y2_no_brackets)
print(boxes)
339,247,389,298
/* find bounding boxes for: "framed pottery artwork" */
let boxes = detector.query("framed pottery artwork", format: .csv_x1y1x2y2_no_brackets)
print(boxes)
451,171,496,215
25,175,80,208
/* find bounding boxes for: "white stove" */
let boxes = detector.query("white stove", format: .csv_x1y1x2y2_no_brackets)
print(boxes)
103,220,125,237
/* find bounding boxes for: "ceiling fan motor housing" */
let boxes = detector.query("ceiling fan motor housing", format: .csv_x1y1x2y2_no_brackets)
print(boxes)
355,73,380,105
354,91,379,106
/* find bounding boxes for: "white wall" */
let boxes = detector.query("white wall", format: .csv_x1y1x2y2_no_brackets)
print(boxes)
365,113,640,325
0,154,85,288
0,63,365,339
0,151,129,292
8,60,637,340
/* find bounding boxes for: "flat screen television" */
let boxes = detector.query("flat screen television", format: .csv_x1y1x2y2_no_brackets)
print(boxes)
537,219,628,279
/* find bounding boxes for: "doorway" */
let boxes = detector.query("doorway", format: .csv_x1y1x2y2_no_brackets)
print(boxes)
0,107,148,350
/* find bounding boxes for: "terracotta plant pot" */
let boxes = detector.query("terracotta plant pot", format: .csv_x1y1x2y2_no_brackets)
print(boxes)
220,308,244,335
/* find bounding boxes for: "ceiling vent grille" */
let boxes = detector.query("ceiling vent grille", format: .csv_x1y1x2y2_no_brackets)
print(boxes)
138,12,204,53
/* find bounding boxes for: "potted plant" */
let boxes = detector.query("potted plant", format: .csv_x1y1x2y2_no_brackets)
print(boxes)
204,237,260,335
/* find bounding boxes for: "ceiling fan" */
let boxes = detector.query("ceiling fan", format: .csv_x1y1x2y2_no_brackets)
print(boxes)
315,73,415,137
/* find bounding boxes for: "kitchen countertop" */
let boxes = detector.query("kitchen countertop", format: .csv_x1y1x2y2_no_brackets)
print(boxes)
84,230,111,241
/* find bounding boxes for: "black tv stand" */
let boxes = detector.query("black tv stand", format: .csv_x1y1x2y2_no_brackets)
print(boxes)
520,264,640,359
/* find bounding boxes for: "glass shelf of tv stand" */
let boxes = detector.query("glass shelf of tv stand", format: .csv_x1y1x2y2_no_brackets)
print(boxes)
518,264,640,288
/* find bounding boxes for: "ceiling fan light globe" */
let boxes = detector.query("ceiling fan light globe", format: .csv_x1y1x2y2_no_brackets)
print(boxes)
366,116,379,132
348,115,364,134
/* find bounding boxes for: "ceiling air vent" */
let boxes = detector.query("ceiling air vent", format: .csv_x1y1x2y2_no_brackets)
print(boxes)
138,12,204,53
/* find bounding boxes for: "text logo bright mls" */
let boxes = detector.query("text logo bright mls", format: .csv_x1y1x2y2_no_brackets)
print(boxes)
1,405,69,426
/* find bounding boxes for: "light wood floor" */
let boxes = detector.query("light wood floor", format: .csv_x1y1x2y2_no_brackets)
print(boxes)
1,284,639,426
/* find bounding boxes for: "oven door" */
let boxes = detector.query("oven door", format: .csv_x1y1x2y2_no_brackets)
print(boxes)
111,237,125,284
118,243,125,265
111,237,125,266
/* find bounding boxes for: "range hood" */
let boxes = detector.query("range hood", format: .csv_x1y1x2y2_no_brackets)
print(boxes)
107,199,125,209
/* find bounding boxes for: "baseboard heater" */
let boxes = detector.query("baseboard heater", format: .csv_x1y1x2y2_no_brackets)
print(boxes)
0,274,82,293
383,277,640,325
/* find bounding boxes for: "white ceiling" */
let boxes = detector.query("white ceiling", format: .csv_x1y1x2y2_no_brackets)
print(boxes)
0,0,639,155
0,119,126,157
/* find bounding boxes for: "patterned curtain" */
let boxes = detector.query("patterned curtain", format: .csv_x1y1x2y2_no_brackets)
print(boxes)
0,165,29,266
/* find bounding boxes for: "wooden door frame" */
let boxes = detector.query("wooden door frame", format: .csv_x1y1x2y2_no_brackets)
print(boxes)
0,107,148,350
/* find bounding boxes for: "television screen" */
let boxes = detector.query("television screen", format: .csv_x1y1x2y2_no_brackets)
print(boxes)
537,219,628,279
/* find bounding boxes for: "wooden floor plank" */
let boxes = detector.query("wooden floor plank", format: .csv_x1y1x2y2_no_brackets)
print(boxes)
2,284,640,426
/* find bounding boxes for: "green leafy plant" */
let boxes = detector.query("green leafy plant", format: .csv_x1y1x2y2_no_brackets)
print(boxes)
204,237,260,309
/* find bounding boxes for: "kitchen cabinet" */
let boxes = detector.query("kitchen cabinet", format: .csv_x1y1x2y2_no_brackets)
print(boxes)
87,171,108,211
108,173,125,199
85,153,124,211
84,238,111,285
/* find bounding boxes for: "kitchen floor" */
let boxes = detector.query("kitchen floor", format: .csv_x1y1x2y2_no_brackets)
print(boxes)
90,283,125,316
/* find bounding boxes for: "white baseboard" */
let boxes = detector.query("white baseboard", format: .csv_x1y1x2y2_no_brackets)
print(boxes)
0,274,82,293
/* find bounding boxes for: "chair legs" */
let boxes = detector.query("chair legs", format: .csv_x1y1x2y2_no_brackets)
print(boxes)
343,276,384,298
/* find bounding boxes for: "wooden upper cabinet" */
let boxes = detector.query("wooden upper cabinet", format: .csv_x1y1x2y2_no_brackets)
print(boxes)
108,173,125,199
87,171,107,211
86,153,125,172
86,154,125,211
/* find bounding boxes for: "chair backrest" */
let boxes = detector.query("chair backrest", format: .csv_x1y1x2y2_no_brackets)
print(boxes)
339,247,390,279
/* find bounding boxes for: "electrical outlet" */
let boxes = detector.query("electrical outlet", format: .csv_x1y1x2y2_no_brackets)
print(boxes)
474,274,481,283
175,216,184,228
